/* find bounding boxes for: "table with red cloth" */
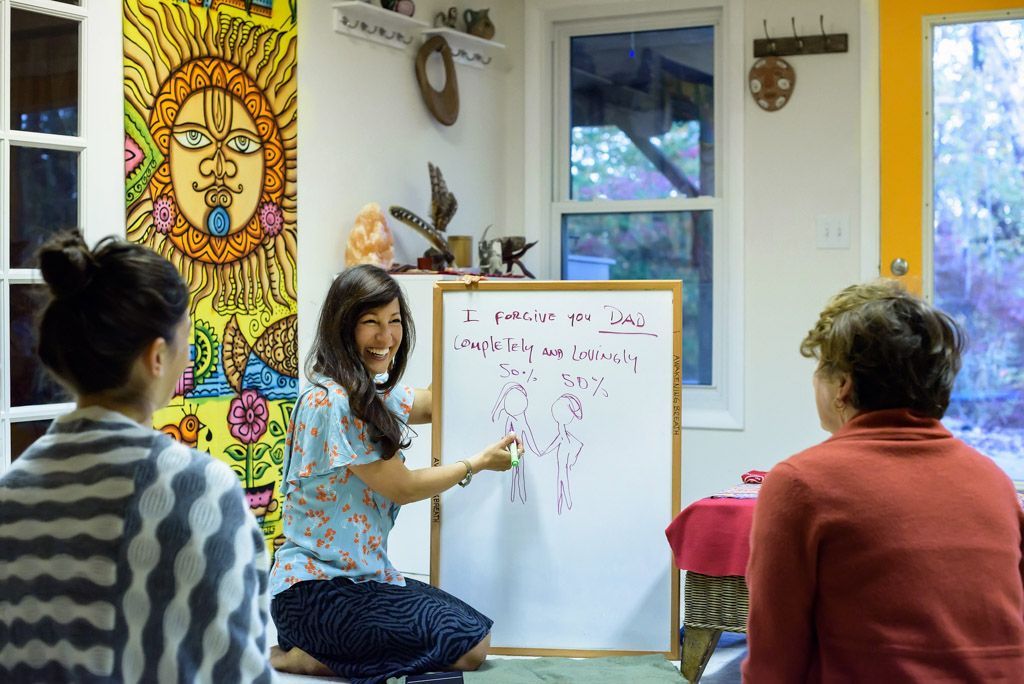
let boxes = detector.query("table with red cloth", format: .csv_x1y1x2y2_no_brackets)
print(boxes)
665,496,757,682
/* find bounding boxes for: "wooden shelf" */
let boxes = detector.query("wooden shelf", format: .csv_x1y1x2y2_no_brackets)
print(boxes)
332,1,428,50
420,27,505,69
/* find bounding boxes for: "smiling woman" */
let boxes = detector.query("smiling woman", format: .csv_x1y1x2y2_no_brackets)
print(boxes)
268,265,522,683
355,299,405,377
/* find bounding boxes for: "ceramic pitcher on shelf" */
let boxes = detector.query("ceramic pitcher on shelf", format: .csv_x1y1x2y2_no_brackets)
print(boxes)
463,8,495,40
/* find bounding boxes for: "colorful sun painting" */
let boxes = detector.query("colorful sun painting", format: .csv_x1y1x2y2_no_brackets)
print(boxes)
123,0,298,558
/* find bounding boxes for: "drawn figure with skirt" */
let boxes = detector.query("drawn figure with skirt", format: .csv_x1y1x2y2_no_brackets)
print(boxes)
491,382,540,503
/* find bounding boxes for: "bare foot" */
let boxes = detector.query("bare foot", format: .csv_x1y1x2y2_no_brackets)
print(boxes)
270,645,335,676
450,633,490,671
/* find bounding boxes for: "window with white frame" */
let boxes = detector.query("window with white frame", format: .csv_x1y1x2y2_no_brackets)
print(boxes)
546,2,744,428
1,0,87,470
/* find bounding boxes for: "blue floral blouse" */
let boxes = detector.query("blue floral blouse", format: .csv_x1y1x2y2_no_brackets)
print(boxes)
269,375,414,595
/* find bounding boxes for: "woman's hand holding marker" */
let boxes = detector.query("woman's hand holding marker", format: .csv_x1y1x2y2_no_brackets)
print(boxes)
472,433,521,473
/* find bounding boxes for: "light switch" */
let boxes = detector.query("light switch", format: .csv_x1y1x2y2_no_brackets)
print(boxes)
816,214,851,249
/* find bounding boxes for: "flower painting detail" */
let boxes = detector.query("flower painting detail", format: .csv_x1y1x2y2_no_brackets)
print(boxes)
229,389,270,444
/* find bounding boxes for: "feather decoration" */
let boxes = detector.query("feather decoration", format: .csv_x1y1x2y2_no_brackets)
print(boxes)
390,163,459,265
429,162,458,233
389,206,455,264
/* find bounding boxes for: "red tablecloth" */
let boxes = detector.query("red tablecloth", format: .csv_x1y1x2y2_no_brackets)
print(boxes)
665,497,757,577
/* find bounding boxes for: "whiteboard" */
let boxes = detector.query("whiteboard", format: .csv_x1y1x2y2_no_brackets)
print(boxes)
430,280,681,657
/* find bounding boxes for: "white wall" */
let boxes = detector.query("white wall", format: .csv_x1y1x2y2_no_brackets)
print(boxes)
297,0,525,369
681,0,868,504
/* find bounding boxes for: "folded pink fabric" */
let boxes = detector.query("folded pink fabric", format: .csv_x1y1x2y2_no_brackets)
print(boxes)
711,483,761,499
742,469,768,484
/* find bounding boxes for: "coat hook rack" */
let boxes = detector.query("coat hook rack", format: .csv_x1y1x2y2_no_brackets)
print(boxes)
754,15,848,58
338,14,415,45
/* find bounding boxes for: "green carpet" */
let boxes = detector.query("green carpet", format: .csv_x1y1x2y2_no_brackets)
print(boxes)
461,654,682,682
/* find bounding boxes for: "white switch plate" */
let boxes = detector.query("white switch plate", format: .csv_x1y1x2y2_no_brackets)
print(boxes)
816,214,851,249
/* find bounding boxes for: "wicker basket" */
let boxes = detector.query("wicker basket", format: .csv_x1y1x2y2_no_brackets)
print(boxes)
683,571,749,632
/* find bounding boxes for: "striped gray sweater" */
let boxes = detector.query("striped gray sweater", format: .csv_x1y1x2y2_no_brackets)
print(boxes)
0,407,275,683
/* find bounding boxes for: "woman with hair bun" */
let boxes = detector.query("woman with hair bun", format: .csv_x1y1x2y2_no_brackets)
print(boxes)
0,230,273,682
743,279,1024,682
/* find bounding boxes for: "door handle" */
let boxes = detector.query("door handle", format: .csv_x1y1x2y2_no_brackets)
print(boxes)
890,257,909,276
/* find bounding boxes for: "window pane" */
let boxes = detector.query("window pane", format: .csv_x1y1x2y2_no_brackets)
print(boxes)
10,284,71,407
932,19,1024,481
9,146,79,268
562,211,712,384
570,27,714,200
12,420,52,462
11,9,80,135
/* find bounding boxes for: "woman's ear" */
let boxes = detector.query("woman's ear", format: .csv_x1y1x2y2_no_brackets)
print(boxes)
138,337,169,378
836,373,855,403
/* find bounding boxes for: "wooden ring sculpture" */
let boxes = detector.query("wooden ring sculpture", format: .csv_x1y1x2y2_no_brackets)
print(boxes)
415,35,459,126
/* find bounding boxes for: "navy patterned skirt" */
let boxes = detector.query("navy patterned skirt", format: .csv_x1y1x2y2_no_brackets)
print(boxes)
271,577,493,684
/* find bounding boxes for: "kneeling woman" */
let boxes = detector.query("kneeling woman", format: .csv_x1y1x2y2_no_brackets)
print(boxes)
270,265,519,683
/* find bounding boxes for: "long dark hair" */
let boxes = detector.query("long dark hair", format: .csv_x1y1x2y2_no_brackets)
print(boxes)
37,230,189,396
306,265,415,458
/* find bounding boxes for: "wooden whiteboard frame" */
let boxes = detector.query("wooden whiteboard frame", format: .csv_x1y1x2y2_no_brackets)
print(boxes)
429,279,682,658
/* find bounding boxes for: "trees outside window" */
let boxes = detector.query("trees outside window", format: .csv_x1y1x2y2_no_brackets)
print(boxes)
932,18,1024,480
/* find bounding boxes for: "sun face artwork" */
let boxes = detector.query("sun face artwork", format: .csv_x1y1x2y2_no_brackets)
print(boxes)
123,0,298,558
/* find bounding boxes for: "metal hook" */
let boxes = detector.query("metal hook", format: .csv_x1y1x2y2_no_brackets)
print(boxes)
763,19,776,54
791,17,803,51
820,14,830,48
453,49,491,65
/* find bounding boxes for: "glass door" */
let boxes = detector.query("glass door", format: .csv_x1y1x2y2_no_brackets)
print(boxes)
929,14,1024,483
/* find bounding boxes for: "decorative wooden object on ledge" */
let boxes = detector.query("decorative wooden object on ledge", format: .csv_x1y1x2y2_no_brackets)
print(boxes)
415,37,460,125
420,27,505,69
753,15,848,58
333,1,428,49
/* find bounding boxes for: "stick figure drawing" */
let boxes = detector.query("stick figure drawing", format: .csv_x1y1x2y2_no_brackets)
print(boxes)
539,393,584,515
491,382,540,503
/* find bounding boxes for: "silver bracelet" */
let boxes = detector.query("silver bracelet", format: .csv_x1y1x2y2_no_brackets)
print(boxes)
457,459,473,487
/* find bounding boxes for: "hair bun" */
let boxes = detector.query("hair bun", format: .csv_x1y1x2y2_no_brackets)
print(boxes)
38,230,98,298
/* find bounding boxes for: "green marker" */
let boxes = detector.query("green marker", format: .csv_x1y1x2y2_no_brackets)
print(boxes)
509,441,519,467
